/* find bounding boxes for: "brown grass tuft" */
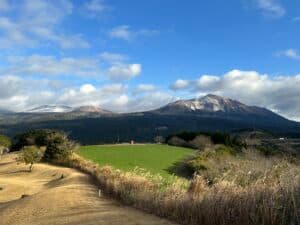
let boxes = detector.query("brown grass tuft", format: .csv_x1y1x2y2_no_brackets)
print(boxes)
58,153,300,225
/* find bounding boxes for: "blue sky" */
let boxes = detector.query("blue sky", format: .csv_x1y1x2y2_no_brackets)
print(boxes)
0,0,300,120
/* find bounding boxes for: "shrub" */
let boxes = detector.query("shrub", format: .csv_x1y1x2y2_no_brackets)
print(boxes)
14,129,76,162
188,135,213,150
167,136,187,147
0,134,11,148
42,131,75,162
12,130,51,151
18,146,43,172
166,131,247,151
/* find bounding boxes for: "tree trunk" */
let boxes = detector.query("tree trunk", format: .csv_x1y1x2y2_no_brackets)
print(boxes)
29,163,33,172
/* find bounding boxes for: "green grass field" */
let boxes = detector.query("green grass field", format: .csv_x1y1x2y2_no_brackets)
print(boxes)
79,144,194,177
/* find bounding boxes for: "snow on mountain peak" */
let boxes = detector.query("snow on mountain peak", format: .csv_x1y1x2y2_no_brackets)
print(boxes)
157,94,253,114
26,105,73,113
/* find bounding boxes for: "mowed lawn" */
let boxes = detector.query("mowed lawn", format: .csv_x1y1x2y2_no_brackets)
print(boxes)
79,144,194,177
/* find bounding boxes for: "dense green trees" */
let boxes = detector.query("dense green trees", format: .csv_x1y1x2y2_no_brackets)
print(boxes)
14,129,75,163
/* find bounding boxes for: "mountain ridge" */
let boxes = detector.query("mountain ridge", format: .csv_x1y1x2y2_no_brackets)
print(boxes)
1,94,300,144
151,94,286,120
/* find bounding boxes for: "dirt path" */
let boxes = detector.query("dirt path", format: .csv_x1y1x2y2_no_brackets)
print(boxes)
0,154,176,225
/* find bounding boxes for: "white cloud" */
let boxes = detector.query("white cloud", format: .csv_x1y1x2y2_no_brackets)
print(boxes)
1,53,143,81
197,75,220,89
170,79,190,91
292,17,300,22
171,69,300,120
276,49,300,61
125,91,174,113
108,63,142,80
0,0,10,11
0,75,58,111
108,25,159,41
100,52,128,63
112,95,129,106
101,83,126,94
254,0,285,18
80,84,96,94
0,74,173,113
0,0,90,49
134,84,156,93
4,55,102,78
84,0,108,13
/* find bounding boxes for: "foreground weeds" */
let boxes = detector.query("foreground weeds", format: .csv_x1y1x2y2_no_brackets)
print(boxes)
59,154,300,225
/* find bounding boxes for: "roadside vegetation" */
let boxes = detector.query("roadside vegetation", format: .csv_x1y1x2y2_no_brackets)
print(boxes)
0,134,11,157
5,129,300,225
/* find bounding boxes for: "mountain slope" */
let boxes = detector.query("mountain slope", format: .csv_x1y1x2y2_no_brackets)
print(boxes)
73,106,112,114
153,94,280,116
27,105,73,113
1,94,300,144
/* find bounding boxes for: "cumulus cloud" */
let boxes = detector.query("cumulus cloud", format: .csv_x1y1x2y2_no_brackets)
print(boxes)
276,49,300,61
0,75,58,111
80,84,96,94
170,69,300,120
170,79,190,91
0,73,174,113
253,0,285,18
108,64,142,80
108,25,159,41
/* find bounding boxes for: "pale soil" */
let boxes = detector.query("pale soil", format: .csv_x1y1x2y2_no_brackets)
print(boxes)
0,154,176,225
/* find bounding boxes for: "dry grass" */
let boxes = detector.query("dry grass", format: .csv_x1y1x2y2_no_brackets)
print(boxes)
60,153,300,225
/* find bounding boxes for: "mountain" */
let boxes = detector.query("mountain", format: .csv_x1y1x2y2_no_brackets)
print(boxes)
1,94,300,144
0,109,13,115
72,106,112,114
152,94,282,118
27,105,73,113
26,105,113,115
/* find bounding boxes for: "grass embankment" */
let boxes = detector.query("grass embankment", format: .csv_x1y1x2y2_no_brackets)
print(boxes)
69,144,300,225
79,144,194,178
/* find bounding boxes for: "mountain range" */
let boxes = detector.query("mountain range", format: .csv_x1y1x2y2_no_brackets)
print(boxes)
26,105,112,114
0,94,299,144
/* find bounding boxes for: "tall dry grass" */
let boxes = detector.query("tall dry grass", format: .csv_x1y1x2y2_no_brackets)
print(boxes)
59,154,300,225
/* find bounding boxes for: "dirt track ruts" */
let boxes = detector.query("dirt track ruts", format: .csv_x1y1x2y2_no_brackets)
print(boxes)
0,154,176,225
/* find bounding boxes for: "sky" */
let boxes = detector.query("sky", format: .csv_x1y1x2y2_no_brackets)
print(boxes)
0,0,300,120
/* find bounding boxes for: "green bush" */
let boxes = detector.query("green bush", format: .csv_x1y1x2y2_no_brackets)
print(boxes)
14,129,76,162
166,131,246,150
18,146,43,172
42,131,75,162
13,130,51,150
0,134,11,148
